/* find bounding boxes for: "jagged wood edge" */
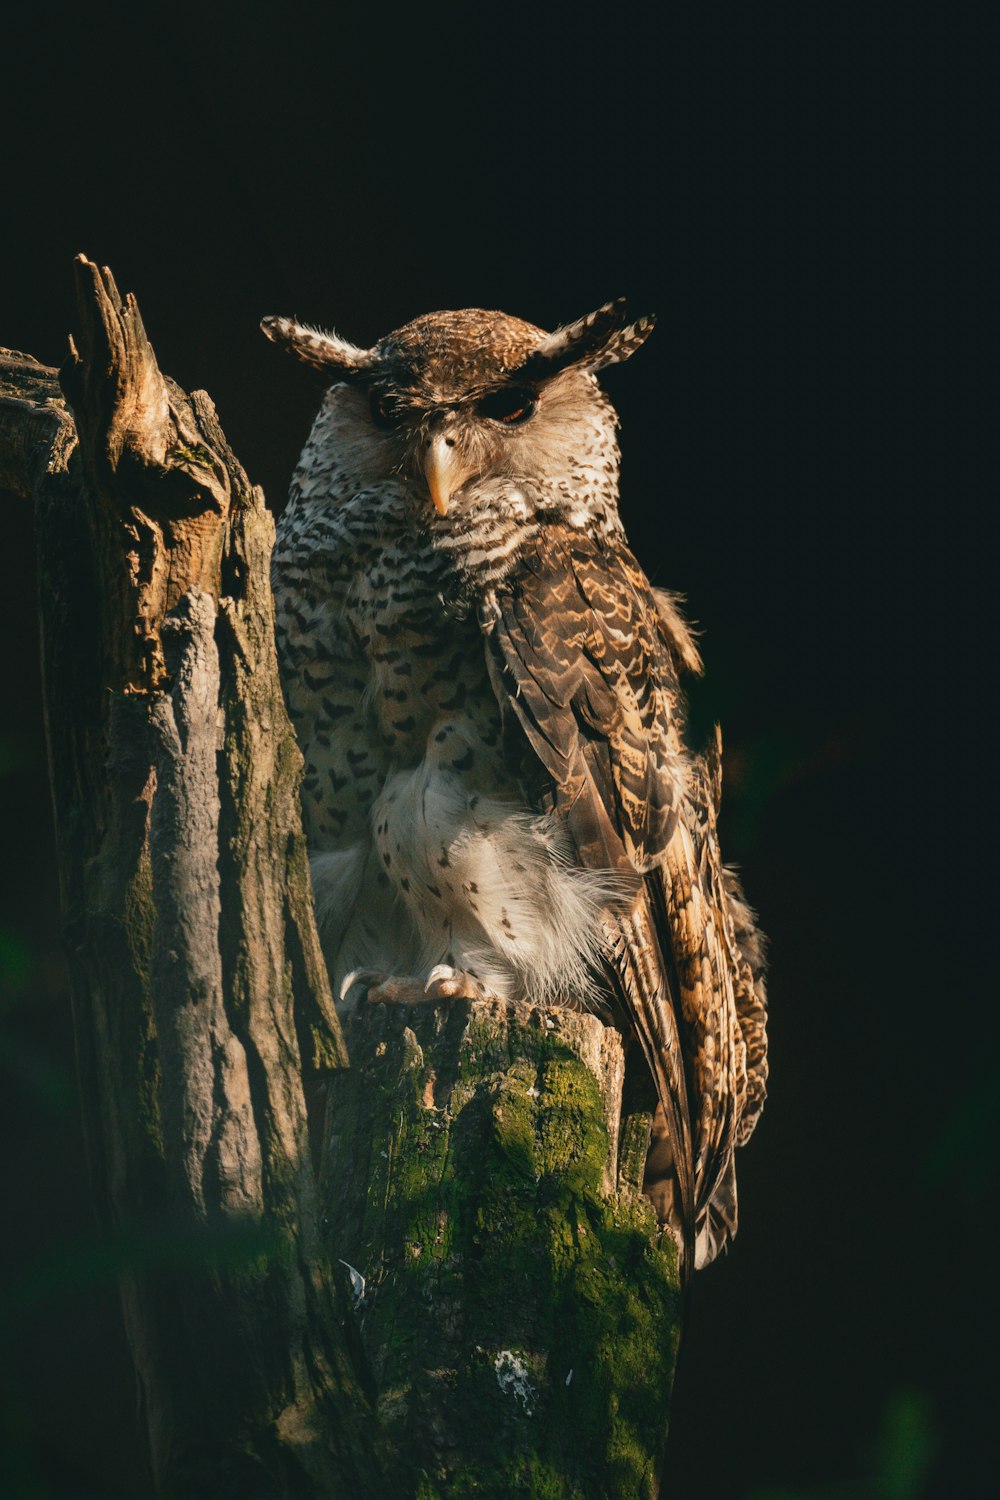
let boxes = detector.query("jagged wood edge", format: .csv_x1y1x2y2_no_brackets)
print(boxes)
0,267,397,1496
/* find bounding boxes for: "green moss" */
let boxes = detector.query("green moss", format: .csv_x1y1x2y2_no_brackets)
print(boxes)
445,1450,588,1499
170,443,214,470
414,1477,444,1500
324,1006,680,1497
617,1108,654,1194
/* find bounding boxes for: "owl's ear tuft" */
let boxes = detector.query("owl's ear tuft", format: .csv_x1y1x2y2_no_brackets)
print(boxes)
260,316,375,378
517,299,656,380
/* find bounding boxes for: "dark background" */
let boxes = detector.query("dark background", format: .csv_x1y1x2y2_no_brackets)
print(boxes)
1,3,994,1497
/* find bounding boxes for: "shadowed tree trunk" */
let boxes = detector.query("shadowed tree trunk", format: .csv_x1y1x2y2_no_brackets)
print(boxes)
0,261,681,1499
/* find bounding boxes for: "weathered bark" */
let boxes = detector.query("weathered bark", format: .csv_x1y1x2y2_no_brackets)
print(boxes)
1,265,393,1499
1,261,681,1499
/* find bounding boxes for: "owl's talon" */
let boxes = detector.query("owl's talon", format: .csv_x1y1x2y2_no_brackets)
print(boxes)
340,968,385,1003
424,965,493,1002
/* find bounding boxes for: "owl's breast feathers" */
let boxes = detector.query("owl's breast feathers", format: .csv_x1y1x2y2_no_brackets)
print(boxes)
478,526,768,1273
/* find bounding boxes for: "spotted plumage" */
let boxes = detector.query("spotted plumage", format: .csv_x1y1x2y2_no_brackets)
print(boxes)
266,300,768,1274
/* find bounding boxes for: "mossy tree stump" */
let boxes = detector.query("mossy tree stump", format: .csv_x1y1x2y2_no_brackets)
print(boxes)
323,999,680,1499
1,263,682,1498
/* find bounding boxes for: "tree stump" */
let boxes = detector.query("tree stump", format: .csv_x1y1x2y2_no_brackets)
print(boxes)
0,261,682,1498
323,998,679,1499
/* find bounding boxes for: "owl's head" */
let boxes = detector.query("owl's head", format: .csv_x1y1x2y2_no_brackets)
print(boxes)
262,300,654,526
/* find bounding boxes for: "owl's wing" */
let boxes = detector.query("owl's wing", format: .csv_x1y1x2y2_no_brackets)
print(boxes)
481,527,767,1274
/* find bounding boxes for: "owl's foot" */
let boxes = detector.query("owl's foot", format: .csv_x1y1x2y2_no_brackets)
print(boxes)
340,966,494,1007
424,964,494,1002
340,969,425,1006
368,979,425,1004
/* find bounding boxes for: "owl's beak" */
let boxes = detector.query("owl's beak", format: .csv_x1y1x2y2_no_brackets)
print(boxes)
422,432,463,517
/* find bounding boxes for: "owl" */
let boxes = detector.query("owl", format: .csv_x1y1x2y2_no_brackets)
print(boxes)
263,299,767,1274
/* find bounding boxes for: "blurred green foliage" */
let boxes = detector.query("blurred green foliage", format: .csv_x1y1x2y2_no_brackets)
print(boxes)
0,731,31,779
921,1069,1000,1222
744,1388,938,1500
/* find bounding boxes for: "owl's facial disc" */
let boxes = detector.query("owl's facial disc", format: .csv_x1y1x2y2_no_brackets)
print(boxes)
408,387,539,516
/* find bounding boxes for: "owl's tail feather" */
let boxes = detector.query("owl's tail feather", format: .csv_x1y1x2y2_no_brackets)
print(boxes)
606,892,697,1286
694,1153,738,1270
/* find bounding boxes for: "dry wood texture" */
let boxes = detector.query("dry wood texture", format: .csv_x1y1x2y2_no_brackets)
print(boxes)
0,262,681,1498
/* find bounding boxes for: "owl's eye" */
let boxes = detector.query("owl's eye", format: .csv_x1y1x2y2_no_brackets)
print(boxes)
369,389,406,430
478,387,536,426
